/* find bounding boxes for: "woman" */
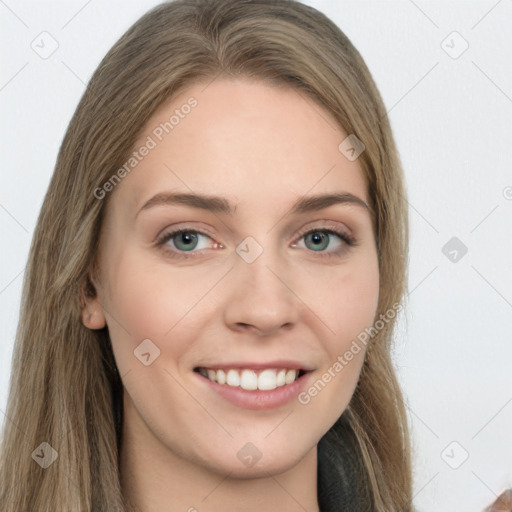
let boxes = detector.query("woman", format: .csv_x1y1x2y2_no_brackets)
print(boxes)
0,1,415,510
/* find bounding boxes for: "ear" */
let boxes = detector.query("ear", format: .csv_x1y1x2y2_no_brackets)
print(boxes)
80,273,107,330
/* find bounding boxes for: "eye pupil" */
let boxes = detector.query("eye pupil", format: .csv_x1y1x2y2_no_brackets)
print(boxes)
305,231,329,251
175,231,198,251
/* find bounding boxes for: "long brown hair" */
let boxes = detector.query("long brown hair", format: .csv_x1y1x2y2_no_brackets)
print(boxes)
0,1,414,510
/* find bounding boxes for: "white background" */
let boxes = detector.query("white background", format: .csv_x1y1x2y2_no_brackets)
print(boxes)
1,1,511,511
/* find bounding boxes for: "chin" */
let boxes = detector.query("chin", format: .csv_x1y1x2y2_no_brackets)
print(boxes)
197,444,312,479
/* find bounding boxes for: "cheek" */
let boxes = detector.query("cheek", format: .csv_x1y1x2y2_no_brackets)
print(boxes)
100,250,223,368
304,250,379,405
297,262,379,428
308,249,380,346
335,265,380,341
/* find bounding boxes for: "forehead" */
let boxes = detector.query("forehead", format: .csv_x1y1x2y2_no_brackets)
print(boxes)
116,77,369,215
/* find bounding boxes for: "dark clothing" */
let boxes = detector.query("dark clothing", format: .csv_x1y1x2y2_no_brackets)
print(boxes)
317,416,374,511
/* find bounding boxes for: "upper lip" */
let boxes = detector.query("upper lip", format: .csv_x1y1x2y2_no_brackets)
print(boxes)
194,360,314,371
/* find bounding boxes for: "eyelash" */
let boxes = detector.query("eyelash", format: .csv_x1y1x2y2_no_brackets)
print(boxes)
155,224,358,260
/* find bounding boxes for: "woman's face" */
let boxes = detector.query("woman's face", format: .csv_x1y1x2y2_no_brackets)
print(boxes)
86,77,379,477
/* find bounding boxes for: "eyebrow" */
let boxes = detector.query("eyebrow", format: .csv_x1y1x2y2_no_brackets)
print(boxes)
136,191,372,218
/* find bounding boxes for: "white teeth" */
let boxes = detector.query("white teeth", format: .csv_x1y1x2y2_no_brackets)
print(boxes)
199,367,301,390
216,369,226,385
285,369,296,385
240,370,258,390
226,369,240,386
258,369,278,390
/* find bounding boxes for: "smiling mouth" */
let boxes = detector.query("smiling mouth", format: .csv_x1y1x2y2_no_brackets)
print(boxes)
193,367,308,391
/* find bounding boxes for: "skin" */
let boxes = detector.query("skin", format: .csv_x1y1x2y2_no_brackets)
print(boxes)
81,77,380,512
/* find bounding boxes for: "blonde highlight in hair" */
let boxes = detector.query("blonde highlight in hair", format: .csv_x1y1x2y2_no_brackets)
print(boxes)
0,1,413,510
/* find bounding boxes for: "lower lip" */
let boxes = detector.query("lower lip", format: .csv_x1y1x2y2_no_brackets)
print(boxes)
194,371,312,410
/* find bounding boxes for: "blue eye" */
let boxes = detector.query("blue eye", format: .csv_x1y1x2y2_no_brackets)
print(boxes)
299,229,351,253
156,226,356,260
167,230,203,251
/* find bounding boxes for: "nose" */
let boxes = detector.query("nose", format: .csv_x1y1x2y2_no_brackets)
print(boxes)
222,249,300,338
